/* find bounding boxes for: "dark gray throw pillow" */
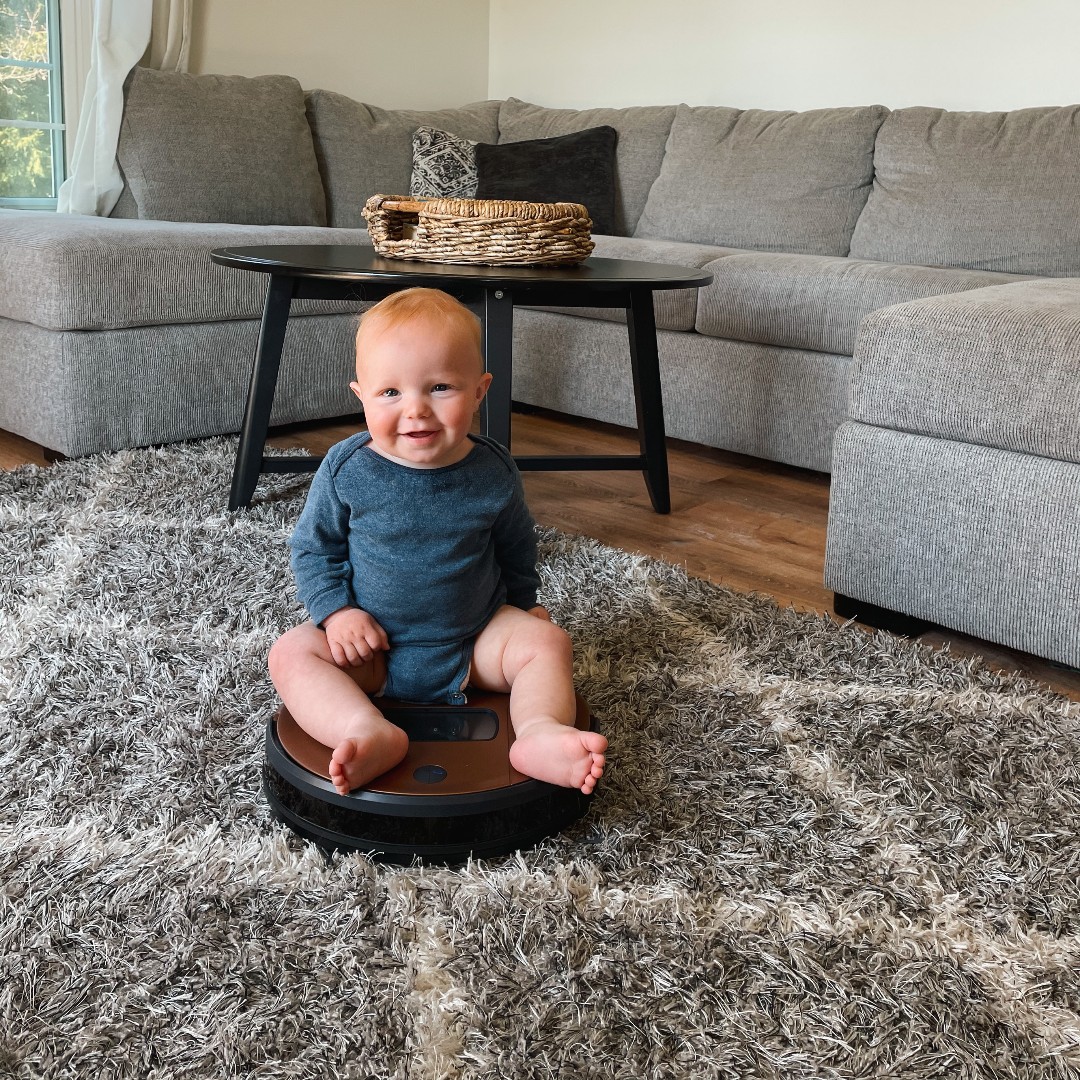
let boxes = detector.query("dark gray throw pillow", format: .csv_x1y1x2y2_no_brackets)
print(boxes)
474,126,618,235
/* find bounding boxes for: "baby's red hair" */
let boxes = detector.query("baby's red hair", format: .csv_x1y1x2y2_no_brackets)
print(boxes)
356,287,482,362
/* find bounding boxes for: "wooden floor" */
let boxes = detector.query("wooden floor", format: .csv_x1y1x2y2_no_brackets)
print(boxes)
3,412,1077,699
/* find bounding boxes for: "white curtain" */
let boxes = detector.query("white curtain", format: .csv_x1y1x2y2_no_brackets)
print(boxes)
57,0,192,215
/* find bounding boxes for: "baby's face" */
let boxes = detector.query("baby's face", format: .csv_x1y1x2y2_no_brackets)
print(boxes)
351,316,492,469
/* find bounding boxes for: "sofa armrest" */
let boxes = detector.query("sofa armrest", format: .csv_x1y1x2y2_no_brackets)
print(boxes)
0,209,370,330
848,278,1080,465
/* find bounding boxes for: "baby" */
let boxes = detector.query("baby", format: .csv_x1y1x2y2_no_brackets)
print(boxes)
268,287,607,797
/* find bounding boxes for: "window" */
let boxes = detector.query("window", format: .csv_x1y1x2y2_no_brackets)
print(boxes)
0,0,65,208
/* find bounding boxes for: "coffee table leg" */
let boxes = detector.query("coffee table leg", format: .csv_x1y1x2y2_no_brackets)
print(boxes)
626,286,670,514
479,287,514,449
230,274,294,510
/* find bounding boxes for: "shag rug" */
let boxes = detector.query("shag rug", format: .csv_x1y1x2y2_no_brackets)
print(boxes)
1,439,1079,1080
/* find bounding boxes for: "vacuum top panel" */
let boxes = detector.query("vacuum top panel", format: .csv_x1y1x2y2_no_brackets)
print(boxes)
274,691,592,797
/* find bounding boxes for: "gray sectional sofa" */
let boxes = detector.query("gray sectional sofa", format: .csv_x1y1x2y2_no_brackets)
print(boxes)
1,68,1077,666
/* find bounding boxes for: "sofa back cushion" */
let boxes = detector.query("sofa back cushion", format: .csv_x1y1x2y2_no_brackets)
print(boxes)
635,104,888,256
113,68,326,226
496,98,676,236
849,106,1080,276
306,91,501,227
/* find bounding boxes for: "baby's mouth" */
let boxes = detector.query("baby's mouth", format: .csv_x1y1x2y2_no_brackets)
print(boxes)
403,430,437,441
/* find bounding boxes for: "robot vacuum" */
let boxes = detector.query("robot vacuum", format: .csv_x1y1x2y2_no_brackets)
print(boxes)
263,691,598,864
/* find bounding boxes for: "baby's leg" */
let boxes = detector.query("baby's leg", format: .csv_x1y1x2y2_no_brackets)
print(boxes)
471,607,606,794
268,622,408,795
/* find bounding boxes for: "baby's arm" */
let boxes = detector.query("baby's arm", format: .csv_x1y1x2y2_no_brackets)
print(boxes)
289,457,358,626
492,475,542,611
323,606,388,667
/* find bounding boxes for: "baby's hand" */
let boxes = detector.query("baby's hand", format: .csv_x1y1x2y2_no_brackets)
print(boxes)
322,607,389,668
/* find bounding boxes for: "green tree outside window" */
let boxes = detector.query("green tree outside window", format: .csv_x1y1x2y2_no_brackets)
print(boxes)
1,0,64,205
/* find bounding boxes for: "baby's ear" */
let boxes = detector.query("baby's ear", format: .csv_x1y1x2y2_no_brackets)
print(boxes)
349,380,363,402
476,371,494,402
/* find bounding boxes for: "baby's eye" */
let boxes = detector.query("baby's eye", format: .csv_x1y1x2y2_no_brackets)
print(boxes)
379,388,400,398
431,383,453,393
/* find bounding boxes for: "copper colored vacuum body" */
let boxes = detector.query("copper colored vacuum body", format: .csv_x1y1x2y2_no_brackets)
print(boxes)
263,692,597,864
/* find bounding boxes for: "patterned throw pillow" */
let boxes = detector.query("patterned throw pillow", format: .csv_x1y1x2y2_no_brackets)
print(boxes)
410,126,478,199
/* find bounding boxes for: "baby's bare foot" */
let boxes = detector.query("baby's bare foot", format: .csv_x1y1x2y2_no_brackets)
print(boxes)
509,721,607,794
328,721,409,795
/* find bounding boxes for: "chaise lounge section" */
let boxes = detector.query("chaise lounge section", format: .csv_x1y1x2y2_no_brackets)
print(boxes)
826,278,1080,668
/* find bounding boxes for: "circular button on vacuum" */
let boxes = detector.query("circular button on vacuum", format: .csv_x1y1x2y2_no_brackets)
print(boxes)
413,764,448,784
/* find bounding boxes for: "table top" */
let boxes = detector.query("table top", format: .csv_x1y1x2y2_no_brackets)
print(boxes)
210,245,713,291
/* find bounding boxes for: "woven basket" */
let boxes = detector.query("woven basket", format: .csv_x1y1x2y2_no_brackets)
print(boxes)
362,194,595,266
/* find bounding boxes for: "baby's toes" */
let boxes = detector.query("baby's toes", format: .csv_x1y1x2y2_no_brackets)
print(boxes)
328,755,350,794
582,731,608,756
331,739,358,767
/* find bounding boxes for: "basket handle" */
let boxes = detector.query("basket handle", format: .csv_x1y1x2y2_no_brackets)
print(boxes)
379,197,426,213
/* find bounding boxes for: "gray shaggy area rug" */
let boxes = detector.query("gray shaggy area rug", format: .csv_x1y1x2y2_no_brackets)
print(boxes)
2,439,1079,1080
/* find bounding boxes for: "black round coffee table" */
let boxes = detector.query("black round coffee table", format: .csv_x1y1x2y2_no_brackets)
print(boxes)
210,246,712,513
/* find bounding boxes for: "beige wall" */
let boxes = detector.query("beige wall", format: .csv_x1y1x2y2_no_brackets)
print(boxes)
189,0,490,108
488,0,1080,111
187,0,1080,113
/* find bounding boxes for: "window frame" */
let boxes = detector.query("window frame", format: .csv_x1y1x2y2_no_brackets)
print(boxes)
0,0,66,210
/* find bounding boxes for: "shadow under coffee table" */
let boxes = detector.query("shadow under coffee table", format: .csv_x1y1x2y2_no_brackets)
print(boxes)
210,246,712,513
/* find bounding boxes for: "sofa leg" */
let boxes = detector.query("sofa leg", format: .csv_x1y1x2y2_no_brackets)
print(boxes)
833,593,932,637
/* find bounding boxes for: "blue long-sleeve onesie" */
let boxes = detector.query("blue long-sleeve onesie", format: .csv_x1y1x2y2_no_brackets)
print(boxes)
289,432,540,704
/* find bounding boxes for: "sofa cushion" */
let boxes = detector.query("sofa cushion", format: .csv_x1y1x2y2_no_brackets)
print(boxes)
849,106,1080,276
114,68,326,226
0,211,370,331
306,92,501,227
475,127,618,235
536,235,742,332
850,279,1080,464
635,104,888,256
695,253,1026,355
496,98,676,236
